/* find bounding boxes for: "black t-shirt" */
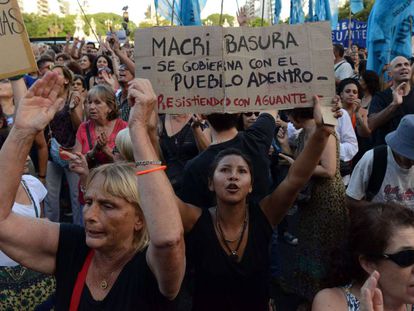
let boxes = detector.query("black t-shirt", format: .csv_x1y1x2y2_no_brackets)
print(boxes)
368,87,414,146
186,202,273,311
178,113,275,208
55,224,175,311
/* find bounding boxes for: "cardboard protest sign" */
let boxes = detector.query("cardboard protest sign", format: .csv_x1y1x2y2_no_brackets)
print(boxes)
0,0,37,79
135,22,335,114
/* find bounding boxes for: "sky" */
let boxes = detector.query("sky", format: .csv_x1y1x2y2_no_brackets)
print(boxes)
22,0,291,23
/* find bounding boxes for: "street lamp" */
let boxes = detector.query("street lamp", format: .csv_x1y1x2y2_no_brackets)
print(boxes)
122,6,130,36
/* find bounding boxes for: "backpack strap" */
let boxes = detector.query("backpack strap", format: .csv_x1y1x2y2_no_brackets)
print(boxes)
366,145,388,201
334,60,346,72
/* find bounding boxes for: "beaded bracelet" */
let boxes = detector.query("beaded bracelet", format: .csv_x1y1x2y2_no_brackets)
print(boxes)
136,165,167,176
135,160,162,167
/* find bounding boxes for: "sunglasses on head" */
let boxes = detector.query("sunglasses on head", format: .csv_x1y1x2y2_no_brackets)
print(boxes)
244,112,260,117
382,249,414,267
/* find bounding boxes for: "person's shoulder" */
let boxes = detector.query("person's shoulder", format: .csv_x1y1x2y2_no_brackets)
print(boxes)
116,118,128,128
22,174,46,195
358,148,375,164
22,174,41,186
372,88,392,102
183,151,207,173
312,287,347,310
79,120,88,130
246,113,275,134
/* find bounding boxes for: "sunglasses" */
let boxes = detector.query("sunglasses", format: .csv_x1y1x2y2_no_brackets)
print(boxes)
112,145,120,155
244,112,260,117
382,249,414,267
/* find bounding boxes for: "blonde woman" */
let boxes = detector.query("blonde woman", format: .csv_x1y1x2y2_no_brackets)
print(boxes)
0,71,184,310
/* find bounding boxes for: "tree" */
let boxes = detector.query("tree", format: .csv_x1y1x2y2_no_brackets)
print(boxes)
138,16,170,28
338,0,375,22
202,13,235,26
249,17,271,27
22,12,137,38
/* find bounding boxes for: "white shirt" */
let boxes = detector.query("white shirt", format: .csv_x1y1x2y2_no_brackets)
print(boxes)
337,109,358,162
334,60,354,81
287,109,358,162
0,175,46,267
346,147,414,209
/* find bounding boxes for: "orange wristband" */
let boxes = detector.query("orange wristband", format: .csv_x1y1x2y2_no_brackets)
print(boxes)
136,165,167,176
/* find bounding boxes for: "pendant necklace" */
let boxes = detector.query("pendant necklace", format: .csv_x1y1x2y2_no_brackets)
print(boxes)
100,280,108,290
215,206,248,262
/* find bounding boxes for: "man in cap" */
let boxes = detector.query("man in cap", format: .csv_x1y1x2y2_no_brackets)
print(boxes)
346,114,414,209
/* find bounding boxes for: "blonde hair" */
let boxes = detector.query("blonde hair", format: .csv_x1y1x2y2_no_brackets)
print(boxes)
115,128,134,162
86,163,149,251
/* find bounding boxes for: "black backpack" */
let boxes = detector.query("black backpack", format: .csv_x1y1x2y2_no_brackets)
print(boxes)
365,145,388,201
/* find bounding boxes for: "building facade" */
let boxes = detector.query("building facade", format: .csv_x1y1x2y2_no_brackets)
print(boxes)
37,0,50,16
245,0,275,22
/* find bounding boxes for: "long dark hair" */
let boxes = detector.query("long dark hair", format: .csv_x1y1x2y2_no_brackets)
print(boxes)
91,54,114,77
327,203,414,286
361,70,380,96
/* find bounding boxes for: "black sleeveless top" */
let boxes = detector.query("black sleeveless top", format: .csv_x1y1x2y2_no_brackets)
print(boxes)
159,115,200,192
185,202,273,311
55,224,175,311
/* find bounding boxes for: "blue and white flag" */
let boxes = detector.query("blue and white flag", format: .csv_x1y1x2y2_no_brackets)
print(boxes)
180,0,202,25
307,0,315,22
290,0,305,24
314,0,338,29
274,0,282,24
350,0,364,14
367,0,414,74
154,0,182,25
329,0,339,29
390,12,413,62
154,0,207,25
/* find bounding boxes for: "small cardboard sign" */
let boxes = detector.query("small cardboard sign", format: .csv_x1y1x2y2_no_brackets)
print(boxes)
0,0,37,79
135,22,335,115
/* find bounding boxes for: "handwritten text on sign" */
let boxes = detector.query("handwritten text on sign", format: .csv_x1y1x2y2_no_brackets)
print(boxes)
0,0,36,79
135,22,335,114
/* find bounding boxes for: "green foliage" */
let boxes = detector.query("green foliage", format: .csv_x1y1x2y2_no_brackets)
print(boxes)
249,17,271,27
338,0,375,22
22,12,137,38
202,13,235,26
138,17,170,28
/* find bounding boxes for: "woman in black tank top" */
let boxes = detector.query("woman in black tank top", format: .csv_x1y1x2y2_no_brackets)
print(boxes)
129,80,339,311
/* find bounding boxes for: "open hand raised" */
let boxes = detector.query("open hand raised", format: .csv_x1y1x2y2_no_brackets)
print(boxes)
14,72,64,134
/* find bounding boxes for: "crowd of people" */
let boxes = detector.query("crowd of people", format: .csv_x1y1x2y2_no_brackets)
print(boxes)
0,8,413,311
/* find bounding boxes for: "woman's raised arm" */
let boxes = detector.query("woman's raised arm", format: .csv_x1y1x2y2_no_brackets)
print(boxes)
128,79,187,299
260,97,340,227
0,72,63,274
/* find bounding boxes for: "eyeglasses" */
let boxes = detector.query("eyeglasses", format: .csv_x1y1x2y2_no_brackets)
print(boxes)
40,64,53,72
244,112,260,117
382,249,414,267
